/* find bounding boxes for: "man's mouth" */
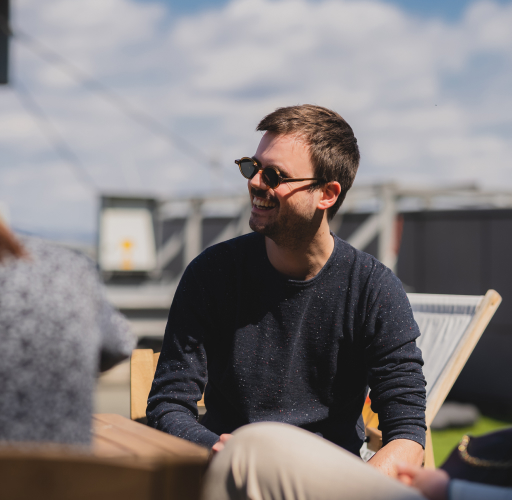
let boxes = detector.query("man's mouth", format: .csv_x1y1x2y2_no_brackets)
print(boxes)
252,197,277,210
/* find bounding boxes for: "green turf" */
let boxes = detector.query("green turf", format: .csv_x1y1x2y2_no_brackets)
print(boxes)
431,416,511,467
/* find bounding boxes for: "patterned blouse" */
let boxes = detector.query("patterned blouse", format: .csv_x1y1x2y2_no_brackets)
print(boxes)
0,236,135,445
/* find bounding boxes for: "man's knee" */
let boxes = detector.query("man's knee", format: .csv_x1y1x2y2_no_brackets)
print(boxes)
232,422,294,444
204,423,304,500
202,424,286,500
224,422,293,464
216,424,302,475
216,423,320,481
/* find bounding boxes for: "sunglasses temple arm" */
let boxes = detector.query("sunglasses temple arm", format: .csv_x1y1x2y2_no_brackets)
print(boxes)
281,178,325,183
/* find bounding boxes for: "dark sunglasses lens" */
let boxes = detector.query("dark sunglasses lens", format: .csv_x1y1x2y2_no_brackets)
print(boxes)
239,159,257,179
262,168,279,188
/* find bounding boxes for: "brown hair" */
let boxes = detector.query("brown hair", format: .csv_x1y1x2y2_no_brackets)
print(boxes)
257,104,360,219
0,219,26,262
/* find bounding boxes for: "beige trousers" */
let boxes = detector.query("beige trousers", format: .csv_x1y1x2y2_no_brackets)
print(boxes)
201,423,426,500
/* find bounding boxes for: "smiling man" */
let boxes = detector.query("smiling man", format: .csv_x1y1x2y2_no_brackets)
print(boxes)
147,105,426,478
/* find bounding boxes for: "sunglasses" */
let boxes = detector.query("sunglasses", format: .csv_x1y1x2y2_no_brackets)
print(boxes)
235,157,325,189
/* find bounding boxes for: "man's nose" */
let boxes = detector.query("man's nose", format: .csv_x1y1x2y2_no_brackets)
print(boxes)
249,170,268,190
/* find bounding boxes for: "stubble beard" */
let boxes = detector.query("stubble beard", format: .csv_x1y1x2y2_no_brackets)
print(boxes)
249,200,319,250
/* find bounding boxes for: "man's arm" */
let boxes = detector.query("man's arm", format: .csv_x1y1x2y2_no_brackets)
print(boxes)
363,265,427,475
368,439,423,477
146,261,220,449
97,286,136,372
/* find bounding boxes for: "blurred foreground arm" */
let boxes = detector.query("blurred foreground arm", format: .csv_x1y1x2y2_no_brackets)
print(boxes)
397,463,449,500
95,272,136,372
98,298,136,372
398,462,512,500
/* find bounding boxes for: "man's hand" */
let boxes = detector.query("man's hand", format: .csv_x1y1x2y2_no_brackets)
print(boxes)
211,433,233,457
397,463,450,500
367,439,424,477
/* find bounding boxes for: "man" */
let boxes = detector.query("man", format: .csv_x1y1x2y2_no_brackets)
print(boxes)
147,105,426,477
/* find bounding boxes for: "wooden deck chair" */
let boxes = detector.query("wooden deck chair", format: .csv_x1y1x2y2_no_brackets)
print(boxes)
0,444,206,500
363,289,502,468
130,349,205,422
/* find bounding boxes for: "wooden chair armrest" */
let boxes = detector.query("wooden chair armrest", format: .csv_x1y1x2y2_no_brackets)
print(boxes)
365,427,383,453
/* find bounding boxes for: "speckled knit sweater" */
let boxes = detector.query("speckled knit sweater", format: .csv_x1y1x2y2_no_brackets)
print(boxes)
0,236,136,445
147,232,426,454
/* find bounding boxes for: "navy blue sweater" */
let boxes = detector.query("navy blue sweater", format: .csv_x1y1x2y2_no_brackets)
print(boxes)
147,233,426,454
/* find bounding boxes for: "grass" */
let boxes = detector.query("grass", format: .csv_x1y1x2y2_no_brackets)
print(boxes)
431,415,511,467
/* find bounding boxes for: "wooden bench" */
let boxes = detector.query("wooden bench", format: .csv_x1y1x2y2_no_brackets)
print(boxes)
0,429,208,500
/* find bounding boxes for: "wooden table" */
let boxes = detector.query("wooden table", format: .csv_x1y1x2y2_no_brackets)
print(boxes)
0,415,209,500
92,413,209,462
92,414,210,500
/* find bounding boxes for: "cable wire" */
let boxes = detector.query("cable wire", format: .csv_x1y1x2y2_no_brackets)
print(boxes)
13,78,100,192
2,16,212,166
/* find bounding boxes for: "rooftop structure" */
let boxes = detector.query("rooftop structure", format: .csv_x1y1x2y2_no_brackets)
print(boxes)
99,184,512,341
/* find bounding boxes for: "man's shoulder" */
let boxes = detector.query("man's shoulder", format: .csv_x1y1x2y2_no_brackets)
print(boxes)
332,234,402,292
190,231,262,270
333,234,385,274
179,232,262,297
14,234,96,275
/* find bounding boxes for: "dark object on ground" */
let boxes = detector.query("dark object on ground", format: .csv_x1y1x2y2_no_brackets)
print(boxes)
431,402,480,430
441,427,512,486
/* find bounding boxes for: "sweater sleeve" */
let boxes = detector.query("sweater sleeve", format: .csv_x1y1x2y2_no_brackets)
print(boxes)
363,265,427,448
146,260,220,449
449,480,512,500
97,283,136,373
72,255,135,373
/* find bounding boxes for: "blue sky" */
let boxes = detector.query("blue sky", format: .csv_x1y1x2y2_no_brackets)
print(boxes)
135,0,512,20
1,0,511,240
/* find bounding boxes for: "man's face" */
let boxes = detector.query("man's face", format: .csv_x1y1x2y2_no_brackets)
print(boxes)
248,132,323,247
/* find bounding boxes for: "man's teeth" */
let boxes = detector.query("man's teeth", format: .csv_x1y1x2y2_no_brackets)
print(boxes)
253,198,276,209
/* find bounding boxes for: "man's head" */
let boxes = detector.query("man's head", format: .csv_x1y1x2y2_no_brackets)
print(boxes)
256,104,360,220
244,105,359,248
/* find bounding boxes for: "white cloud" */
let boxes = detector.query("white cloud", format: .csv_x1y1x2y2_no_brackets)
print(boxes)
0,0,511,238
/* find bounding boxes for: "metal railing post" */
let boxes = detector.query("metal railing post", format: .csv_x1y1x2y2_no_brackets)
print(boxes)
184,199,203,267
378,184,398,272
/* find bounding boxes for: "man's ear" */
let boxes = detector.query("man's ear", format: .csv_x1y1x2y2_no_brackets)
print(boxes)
317,182,341,211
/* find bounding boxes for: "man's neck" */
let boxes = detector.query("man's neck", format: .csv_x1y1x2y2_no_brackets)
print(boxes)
265,221,335,281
